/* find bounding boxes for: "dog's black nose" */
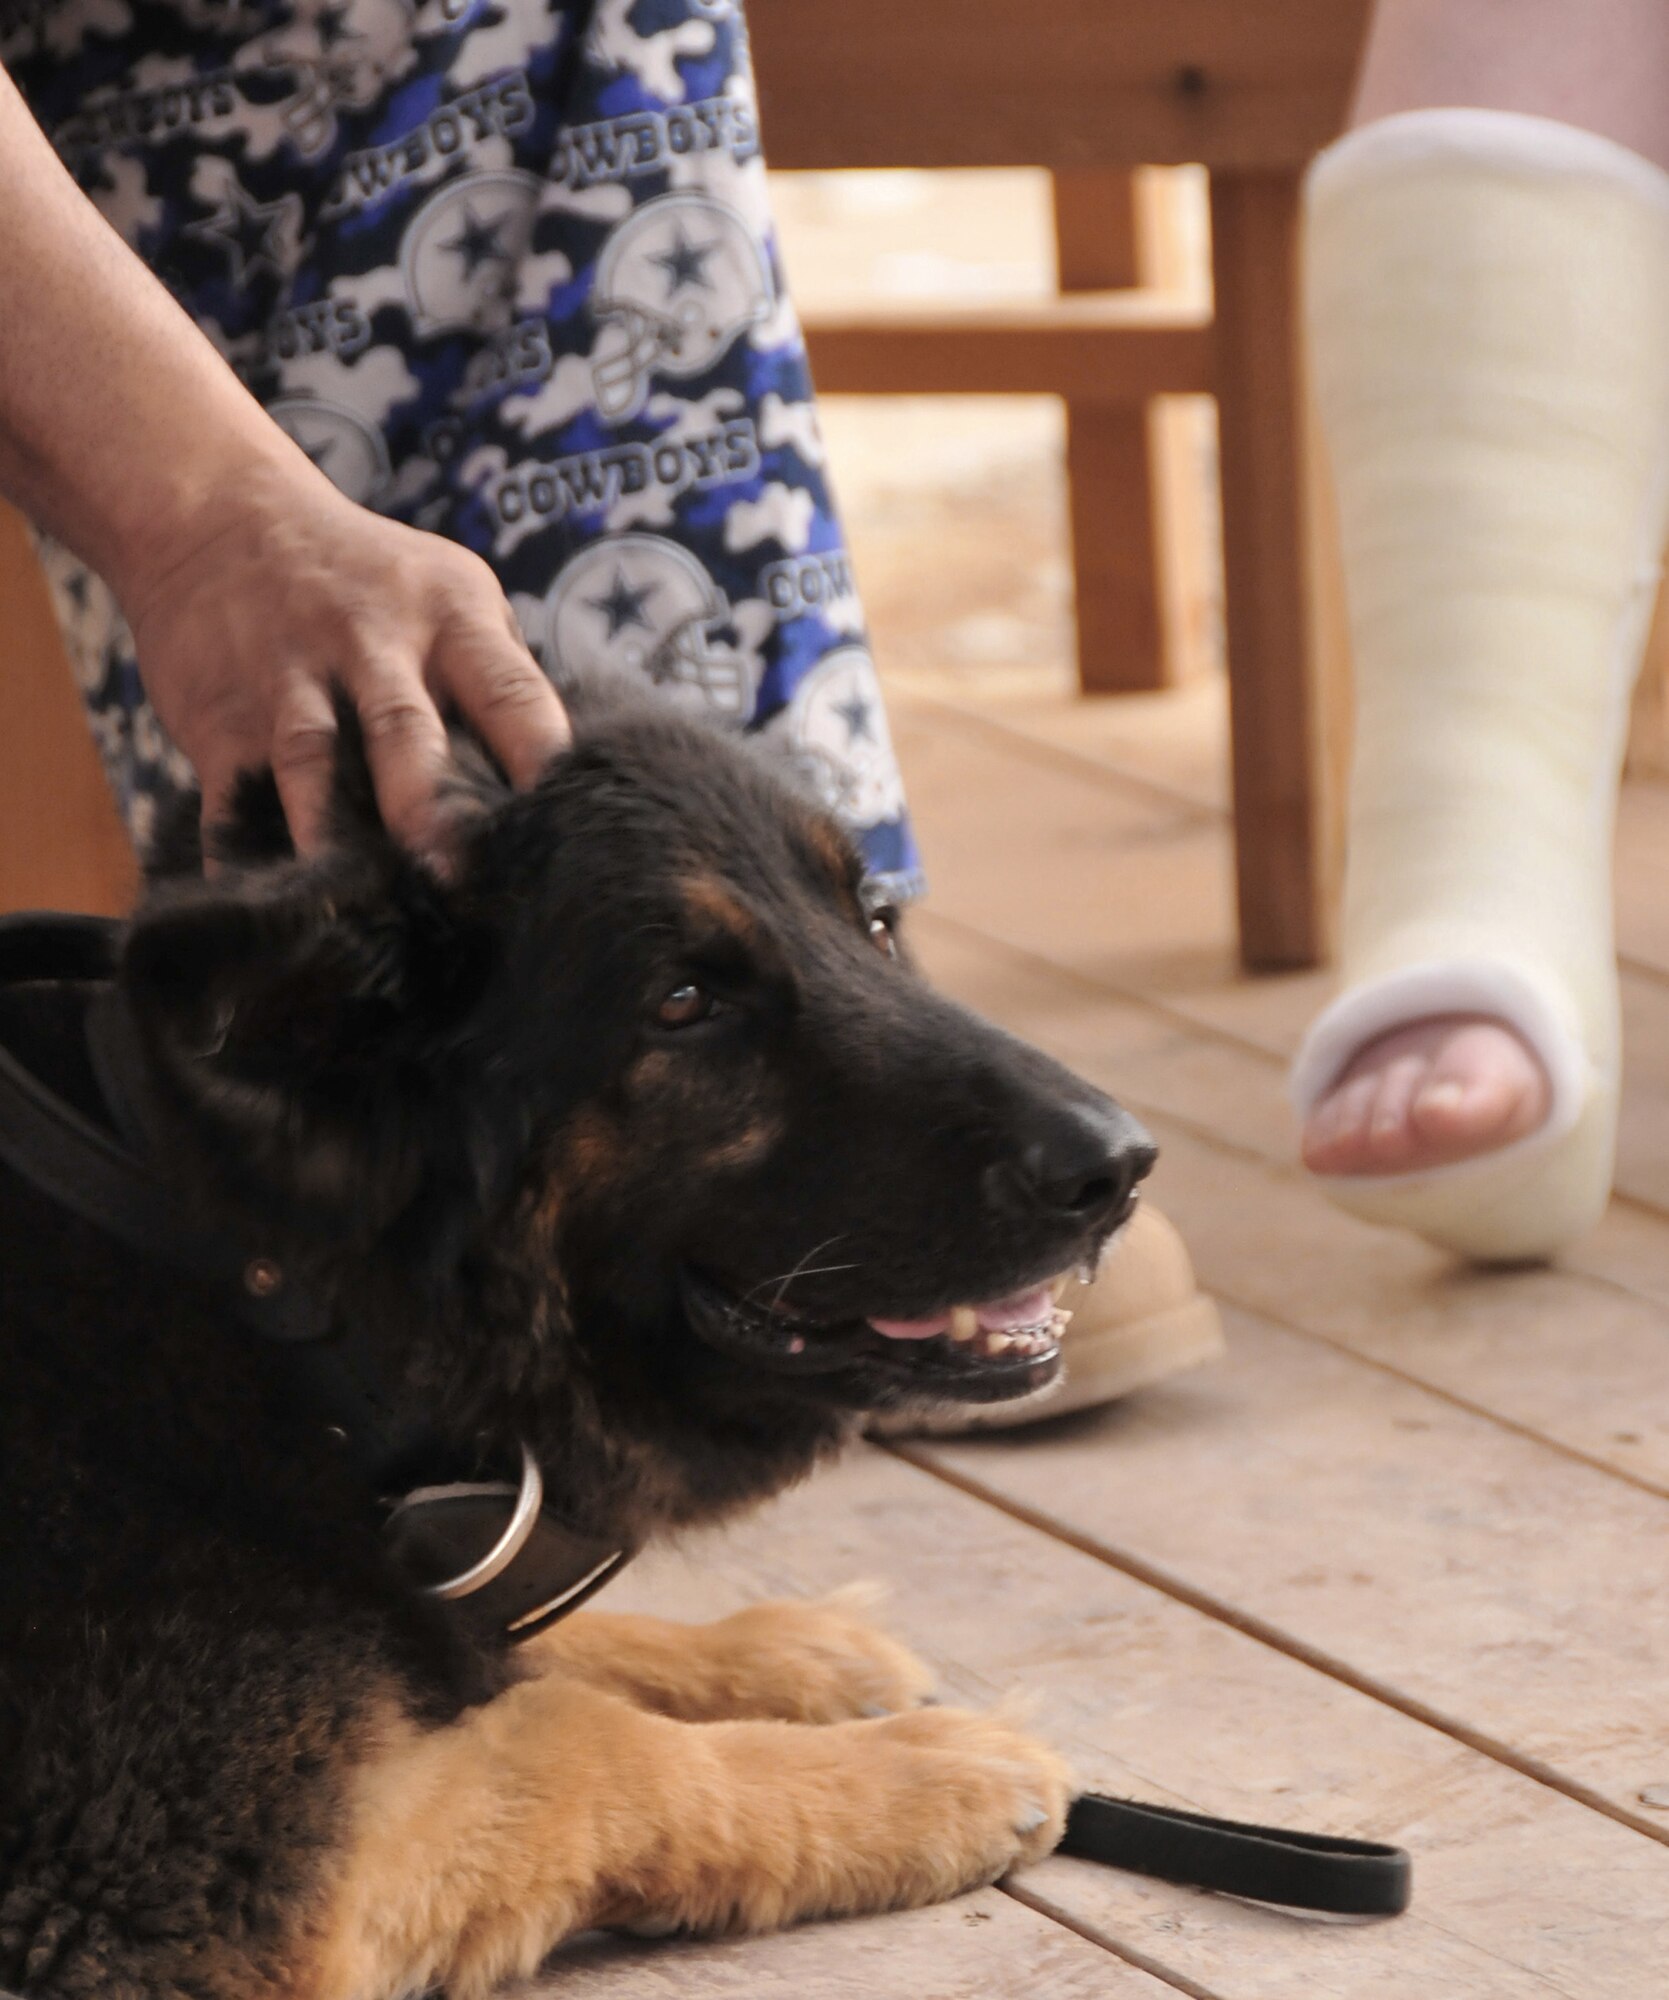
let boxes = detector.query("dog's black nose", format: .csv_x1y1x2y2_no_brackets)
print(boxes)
1004,1104,1157,1224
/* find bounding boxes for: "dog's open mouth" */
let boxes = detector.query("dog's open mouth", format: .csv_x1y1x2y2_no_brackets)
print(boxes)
680,1267,1075,1403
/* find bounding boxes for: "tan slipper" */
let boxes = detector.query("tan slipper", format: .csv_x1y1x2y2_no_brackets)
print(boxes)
870,1204,1224,1437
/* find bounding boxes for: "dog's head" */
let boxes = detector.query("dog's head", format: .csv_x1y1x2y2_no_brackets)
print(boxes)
123,693,1152,1536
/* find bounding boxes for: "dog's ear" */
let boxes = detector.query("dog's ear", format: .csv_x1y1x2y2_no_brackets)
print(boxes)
124,857,492,1062
119,855,500,1225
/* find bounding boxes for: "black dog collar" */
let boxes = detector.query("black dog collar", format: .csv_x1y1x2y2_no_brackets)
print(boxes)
0,910,632,1643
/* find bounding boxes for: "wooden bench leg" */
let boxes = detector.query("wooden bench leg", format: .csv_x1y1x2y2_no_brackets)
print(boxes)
1063,404,1165,693
1209,170,1327,973
1053,169,1166,694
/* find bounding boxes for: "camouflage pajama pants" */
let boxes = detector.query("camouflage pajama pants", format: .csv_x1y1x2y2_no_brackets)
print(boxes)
2,0,923,897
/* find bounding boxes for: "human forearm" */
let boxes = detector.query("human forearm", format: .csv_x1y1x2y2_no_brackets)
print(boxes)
0,61,566,854
0,61,304,610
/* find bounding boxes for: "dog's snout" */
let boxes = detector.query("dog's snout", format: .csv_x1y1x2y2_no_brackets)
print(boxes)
997,1104,1156,1225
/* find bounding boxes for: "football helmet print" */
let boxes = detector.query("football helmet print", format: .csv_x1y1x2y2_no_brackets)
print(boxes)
545,534,758,721
267,396,392,504
261,0,418,158
590,191,773,423
784,644,908,829
401,170,543,338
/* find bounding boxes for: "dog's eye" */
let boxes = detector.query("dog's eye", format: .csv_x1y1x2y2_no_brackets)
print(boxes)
657,981,716,1028
868,910,899,960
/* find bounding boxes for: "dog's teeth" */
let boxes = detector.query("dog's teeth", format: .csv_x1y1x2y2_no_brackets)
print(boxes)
988,1308,1070,1361
946,1301,1073,1363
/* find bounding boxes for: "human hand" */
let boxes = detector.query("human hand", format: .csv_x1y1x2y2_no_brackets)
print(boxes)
0,65,569,856
124,459,568,862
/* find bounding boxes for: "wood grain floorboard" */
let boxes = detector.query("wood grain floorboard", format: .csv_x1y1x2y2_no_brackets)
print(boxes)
523,1451,1669,2000
909,1306,1669,1831
514,1888,1185,2000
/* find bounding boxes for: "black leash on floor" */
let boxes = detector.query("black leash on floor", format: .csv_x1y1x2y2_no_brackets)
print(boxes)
1056,1792,1411,1915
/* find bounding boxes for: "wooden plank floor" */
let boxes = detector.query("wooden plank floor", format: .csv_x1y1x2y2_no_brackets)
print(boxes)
522,652,1669,1997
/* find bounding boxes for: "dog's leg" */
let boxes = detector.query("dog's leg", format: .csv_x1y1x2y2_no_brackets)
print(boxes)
314,1675,1071,2000
525,1584,935,1721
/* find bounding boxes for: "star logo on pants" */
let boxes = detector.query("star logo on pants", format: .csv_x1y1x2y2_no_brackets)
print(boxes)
834,690,875,744
440,202,514,281
650,225,717,298
586,568,659,640
186,182,299,288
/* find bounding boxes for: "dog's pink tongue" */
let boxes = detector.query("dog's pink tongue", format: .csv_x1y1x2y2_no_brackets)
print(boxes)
866,1310,953,1341
973,1284,1056,1330
867,1284,1056,1342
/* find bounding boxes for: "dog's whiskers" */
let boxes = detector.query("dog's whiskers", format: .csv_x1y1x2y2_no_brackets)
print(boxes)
764,1261,861,1294
745,1238,857,1317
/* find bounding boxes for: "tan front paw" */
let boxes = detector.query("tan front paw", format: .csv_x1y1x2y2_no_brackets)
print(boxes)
708,1585,936,1721
855,1702,1075,1901
597,1699,1074,1941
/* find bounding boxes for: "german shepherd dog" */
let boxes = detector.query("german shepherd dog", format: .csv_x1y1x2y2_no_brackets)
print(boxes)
0,693,1152,1998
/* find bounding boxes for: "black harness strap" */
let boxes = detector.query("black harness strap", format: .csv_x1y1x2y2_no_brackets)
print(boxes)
0,914,317,1343
0,909,632,1643
1059,1792,1412,1916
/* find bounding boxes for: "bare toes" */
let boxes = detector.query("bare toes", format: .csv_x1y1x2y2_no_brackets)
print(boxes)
1360,1053,1428,1171
1303,1013,1553,1178
1411,1023,1551,1154
1302,1070,1384,1173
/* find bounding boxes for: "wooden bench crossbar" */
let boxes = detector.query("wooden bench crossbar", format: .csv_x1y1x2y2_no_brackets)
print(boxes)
795,306,1215,403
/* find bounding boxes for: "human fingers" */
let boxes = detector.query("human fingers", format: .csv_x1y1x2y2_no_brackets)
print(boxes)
186,700,270,872
441,629,571,790
268,672,345,857
340,652,457,863
431,596,569,790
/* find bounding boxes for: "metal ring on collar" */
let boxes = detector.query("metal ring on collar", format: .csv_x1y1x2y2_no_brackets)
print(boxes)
392,1442,546,1601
